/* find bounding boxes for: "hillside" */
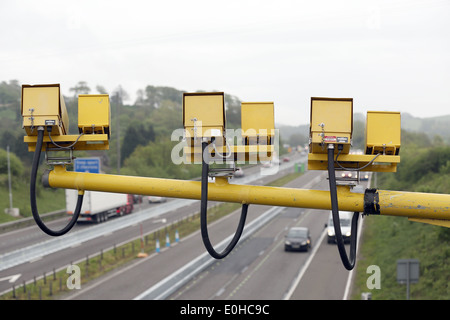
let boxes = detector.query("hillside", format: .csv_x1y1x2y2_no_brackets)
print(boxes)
352,132,450,300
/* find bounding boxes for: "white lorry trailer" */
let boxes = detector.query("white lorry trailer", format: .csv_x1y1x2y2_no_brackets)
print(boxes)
66,189,134,223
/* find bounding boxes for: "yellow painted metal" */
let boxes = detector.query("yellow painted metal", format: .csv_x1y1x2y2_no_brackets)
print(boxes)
183,92,225,141
408,218,450,228
24,134,110,151
21,84,69,136
241,102,275,145
45,166,357,210
45,166,450,222
377,190,450,221
365,111,401,155
309,97,353,154
307,153,399,172
78,94,111,136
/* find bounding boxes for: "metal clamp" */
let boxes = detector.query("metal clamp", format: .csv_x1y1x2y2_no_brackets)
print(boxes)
364,188,380,215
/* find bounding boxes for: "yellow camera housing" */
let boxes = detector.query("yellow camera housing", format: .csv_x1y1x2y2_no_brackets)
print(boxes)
22,84,110,152
21,84,69,136
183,92,225,143
78,94,111,137
241,102,275,146
307,97,401,172
365,111,401,156
309,97,353,154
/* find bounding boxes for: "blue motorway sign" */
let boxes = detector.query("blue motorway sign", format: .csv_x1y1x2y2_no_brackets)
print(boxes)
74,158,100,173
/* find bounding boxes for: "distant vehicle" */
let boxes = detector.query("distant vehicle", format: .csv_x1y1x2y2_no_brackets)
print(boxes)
66,190,133,223
360,173,369,180
284,227,311,252
262,161,272,168
148,196,167,203
341,171,353,179
283,157,290,162
234,167,244,177
132,194,143,204
339,171,369,181
326,211,352,244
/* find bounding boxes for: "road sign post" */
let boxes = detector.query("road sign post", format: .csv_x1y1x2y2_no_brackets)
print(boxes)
397,259,419,300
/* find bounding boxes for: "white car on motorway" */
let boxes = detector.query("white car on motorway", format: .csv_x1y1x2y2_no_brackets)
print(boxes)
326,211,353,244
148,196,167,203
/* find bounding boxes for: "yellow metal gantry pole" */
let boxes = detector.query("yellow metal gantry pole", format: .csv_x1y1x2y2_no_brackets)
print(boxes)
44,165,450,224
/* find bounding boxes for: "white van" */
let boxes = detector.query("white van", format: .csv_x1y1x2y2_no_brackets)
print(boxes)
326,211,353,244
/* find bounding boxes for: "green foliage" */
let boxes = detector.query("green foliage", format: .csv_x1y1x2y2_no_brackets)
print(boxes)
0,177,66,222
353,132,450,300
140,85,184,109
0,130,30,166
121,139,202,180
224,94,242,129
0,148,24,178
354,215,450,300
377,132,450,194
69,81,91,97
0,80,21,106
401,113,450,144
354,216,450,300
121,121,155,165
352,120,365,150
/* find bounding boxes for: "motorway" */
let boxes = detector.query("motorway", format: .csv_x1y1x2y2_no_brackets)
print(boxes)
0,152,367,300
167,172,368,300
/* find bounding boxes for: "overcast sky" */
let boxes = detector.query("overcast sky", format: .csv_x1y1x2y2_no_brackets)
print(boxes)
1,0,449,126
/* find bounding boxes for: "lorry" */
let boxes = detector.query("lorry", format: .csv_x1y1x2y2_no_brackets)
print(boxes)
66,189,134,223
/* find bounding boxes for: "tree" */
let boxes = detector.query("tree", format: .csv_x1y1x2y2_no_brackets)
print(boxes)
0,80,21,120
112,85,129,103
135,89,145,106
0,80,20,105
224,94,242,129
121,139,201,180
69,81,91,97
120,122,155,164
0,130,29,164
95,85,108,94
143,85,184,108
0,147,24,177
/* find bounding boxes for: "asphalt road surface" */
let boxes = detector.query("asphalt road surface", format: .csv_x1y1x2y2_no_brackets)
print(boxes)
166,172,368,300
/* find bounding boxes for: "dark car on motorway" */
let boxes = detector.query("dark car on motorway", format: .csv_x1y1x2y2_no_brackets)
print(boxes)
284,227,311,252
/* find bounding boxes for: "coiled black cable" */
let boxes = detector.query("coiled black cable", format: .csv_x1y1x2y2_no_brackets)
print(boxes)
31,127,83,236
201,141,249,259
327,144,360,270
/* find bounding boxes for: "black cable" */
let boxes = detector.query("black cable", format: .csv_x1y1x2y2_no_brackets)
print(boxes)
31,127,83,236
201,141,249,259
335,148,381,171
327,144,360,270
48,130,84,149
